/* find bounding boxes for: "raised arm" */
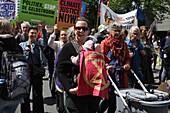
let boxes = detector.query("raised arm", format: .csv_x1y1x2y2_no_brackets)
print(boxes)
48,24,60,51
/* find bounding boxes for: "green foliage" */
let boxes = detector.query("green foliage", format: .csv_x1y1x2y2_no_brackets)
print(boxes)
10,16,19,28
142,0,169,22
109,0,169,22
108,0,133,13
83,0,169,28
83,0,99,29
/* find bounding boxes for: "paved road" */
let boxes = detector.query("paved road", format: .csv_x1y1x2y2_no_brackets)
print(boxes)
15,65,170,113
15,69,58,113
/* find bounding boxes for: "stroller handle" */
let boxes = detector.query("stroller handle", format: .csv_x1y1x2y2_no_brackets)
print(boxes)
108,74,132,113
130,69,148,93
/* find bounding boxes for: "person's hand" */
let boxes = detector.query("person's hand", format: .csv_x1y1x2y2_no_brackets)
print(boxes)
129,53,133,58
95,44,101,52
69,87,78,94
106,65,114,71
123,65,130,71
40,20,46,29
70,56,75,60
151,58,154,64
53,24,58,34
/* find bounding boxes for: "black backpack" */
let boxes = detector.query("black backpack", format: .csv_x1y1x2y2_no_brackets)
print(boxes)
0,51,30,101
162,45,170,66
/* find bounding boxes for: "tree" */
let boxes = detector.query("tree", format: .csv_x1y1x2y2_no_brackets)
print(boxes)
83,0,169,28
83,0,99,29
108,0,169,23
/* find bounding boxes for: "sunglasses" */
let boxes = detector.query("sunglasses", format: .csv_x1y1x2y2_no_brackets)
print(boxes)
75,27,88,31
113,30,121,33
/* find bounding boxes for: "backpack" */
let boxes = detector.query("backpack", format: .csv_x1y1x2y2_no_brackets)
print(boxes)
162,45,170,66
0,51,30,101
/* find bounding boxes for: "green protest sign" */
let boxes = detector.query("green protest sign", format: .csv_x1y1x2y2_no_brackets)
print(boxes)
19,0,58,26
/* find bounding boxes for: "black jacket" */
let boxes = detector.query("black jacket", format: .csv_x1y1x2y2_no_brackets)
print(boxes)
56,42,79,92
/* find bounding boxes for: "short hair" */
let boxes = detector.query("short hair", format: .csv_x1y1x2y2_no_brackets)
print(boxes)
167,30,170,36
140,26,148,32
21,22,30,28
74,17,89,27
128,26,140,39
152,34,157,39
109,21,122,31
0,18,11,34
28,27,38,33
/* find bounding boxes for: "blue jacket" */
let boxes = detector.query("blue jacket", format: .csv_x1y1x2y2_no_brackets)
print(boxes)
19,29,47,67
127,39,144,76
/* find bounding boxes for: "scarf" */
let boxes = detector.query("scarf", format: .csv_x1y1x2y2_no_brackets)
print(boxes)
108,34,126,62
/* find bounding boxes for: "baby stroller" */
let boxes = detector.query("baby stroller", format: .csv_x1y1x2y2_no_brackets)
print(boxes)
108,67,170,113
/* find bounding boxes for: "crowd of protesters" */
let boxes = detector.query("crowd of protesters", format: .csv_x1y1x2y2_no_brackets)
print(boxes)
0,17,170,113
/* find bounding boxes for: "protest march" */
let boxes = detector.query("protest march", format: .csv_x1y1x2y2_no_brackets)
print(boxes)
0,0,170,113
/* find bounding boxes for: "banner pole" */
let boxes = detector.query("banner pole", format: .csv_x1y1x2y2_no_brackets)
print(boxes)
134,15,138,26
96,0,101,29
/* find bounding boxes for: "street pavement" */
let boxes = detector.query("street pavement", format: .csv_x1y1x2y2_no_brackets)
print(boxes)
15,65,170,113
15,68,58,113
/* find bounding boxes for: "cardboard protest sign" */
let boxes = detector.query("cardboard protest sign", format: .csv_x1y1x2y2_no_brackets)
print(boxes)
0,0,16,20
19,0,58,26
57,0,82,31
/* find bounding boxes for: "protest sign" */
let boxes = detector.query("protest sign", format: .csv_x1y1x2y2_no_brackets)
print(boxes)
150,20,157,29
100,3,137,29
57,0,82,31
19,0,58,26
0,0,16,20
148,20,157,38
56,1,86,18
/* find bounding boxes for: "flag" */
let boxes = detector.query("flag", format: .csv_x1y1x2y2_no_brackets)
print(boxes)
77,51,108,99
150,20,157,29
137,6,146,21
81,1,87,17
148,20,157,38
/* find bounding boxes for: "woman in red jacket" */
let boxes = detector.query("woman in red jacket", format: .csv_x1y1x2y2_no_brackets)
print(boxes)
98,21,130,113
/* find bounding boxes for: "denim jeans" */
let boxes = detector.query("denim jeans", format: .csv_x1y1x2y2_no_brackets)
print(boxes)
0,98,23,113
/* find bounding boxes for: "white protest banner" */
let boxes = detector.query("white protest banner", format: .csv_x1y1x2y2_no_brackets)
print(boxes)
0,0,16,20
100,3,137,28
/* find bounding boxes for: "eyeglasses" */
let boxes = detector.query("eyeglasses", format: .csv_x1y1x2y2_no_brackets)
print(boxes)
75,27,88,31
